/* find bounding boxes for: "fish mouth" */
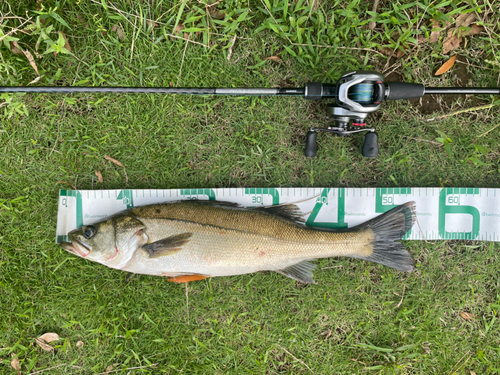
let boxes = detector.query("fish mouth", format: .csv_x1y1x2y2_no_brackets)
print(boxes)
61,240,91,258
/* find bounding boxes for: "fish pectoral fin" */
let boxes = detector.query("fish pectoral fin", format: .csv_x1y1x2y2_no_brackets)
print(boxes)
275,261,317,284
141,232,192,258
167,274,210,283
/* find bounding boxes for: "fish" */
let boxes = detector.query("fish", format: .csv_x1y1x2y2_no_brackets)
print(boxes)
61,200,416,284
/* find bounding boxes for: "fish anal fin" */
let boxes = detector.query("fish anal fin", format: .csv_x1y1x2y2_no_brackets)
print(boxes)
167,274,210,283
141,232,192,258
275,260,317,284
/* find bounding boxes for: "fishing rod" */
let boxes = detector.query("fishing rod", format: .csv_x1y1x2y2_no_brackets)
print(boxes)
2,70,499,157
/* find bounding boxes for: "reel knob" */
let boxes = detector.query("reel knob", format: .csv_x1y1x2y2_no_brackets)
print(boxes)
305,130,318,158
362,131,379,158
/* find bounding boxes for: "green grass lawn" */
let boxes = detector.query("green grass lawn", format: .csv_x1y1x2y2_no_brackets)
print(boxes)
1,0,500,373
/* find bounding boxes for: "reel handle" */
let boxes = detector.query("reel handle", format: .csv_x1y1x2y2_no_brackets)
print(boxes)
305,130,318,158
362,131,379,158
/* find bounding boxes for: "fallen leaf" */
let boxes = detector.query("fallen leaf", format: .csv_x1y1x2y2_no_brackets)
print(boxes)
10,354,21,375
443,30,462,54
38,332,60,343
102,30,107,36
210,11,225,20
429,19,441,43
435,55,457,75
396,49,406,58
104,155,125,168
471,371,477,375
111,25,125,41
459,312,475,321
95,170,103,183
60,32,71,52
36,338,54,351
369,0,380,31
10,41,23,55
265,56,281,62
76,341,85,348
105,365,114,373
28,76,42,85
456,13,475,28
23,49,39,75
417,35,428,44
146,20,159,29
465,24,483,36
380,47,397,57
174,24,184,35
227,35,237,62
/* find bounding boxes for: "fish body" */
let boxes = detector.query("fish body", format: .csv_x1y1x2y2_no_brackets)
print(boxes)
62,200,416,284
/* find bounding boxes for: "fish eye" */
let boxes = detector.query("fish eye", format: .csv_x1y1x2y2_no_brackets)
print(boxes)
83,225,97,239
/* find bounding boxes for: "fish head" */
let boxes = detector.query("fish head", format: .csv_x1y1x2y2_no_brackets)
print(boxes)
61,213,147,268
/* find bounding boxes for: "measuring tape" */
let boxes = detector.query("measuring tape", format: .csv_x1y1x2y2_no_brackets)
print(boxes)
56,187,500,243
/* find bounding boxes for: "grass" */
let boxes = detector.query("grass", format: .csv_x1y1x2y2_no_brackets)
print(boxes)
1,0,500,373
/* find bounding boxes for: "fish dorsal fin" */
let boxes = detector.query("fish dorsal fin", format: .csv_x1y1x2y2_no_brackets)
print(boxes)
141,233,192,258
275,261,317,284
188,200,241,209
255,204,305,225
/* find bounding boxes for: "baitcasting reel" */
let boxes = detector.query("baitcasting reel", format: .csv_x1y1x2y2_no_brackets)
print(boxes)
2,70,499,158
304,71,425,158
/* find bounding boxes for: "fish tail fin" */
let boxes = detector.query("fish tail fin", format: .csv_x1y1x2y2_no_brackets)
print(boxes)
351,202,416,272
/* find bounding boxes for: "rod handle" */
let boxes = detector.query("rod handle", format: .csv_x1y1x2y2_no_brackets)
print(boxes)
386,82,424,100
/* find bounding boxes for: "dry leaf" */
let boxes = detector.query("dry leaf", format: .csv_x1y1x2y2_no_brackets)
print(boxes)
471,371,477,375
36,338,54,351
146,20,159,29
95,170,103,183
465,24,483,36
111,25,125,41
456,13,475,28
380,47,396,57
396,49,406,58
227,35,237,62
10,41,23,55
265,56,281,62
23,49,39,75
105,365,114,373
417,35,428,44
28,76,42,85
174,24,184,35
443,30,462,54
38,332,60,343
76,341,85,348
435,55,457,75
11,354,21,375
210,11,226,20
459,312,475,321
429,19,441,43
104,155,125,168
60,32,71,52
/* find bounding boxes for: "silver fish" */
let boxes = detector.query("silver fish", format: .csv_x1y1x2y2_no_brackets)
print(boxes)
61,201,416,283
